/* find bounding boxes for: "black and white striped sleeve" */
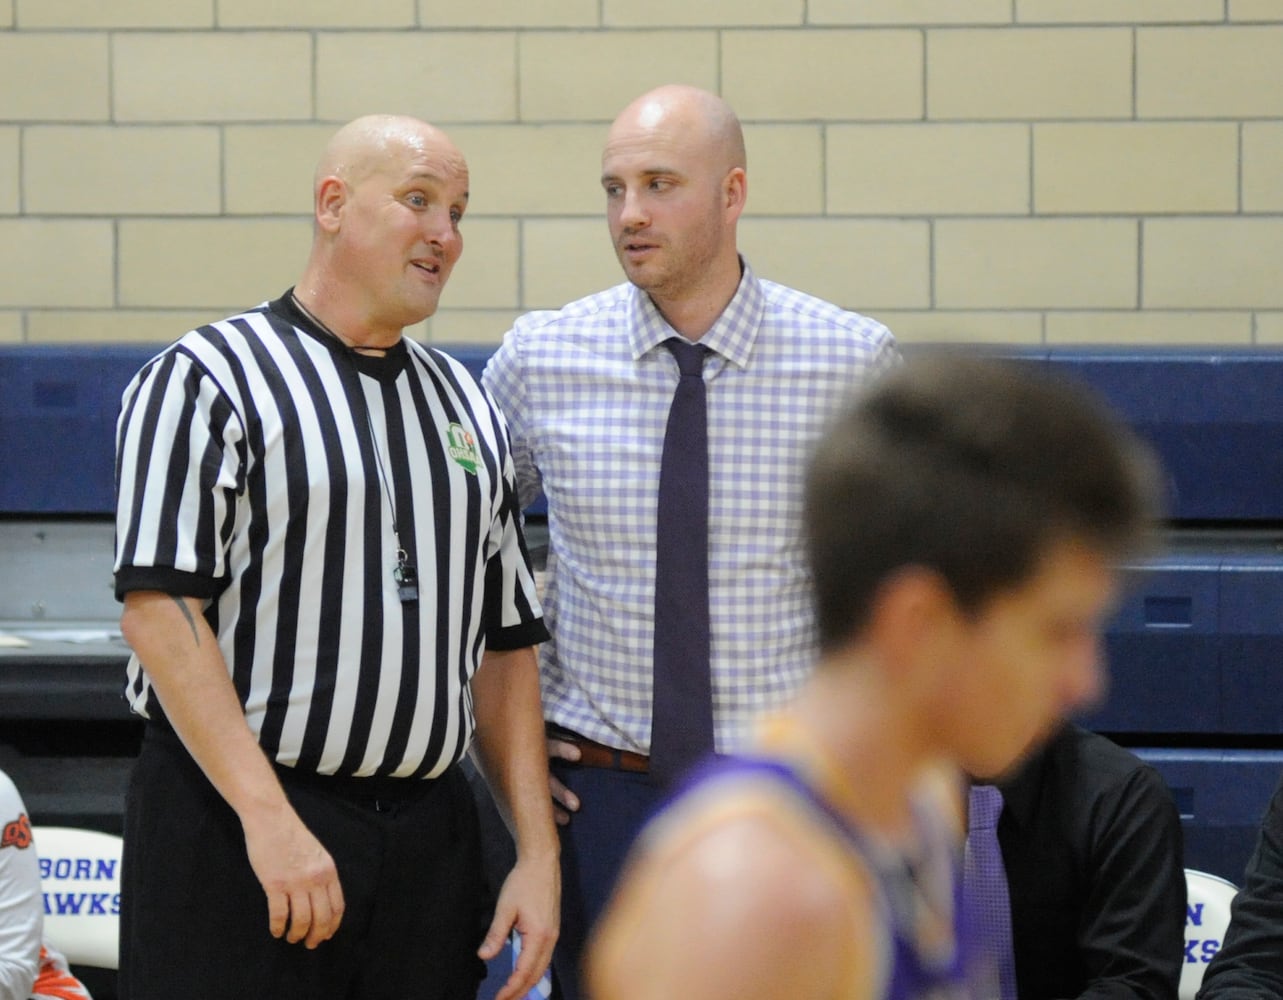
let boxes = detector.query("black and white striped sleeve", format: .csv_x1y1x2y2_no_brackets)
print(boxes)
113,343,244,600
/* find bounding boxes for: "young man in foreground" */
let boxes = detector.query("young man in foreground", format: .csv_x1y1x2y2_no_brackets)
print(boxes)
587,356,1161,1000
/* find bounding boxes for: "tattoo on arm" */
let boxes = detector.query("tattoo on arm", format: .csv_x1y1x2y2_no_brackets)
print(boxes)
168,595,201,647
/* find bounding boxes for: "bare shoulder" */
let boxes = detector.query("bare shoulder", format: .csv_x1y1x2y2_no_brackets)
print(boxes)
587,782,884,1000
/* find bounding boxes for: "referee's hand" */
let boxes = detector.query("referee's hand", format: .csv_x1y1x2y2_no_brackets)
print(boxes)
243,807,346,949
479,850,560,1000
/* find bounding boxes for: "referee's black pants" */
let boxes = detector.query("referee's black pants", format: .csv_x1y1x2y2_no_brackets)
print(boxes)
119,723,490,999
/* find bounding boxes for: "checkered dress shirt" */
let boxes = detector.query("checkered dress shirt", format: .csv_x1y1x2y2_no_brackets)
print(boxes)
483,259,899,755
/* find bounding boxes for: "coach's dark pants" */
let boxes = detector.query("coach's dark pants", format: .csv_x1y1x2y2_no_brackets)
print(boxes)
120,724,489,1000
549,760,665,1000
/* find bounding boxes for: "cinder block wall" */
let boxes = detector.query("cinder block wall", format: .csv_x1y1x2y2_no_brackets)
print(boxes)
2,1,1282,347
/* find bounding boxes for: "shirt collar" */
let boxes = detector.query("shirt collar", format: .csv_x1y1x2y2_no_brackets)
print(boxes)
275,290,408,382
627,256,765,369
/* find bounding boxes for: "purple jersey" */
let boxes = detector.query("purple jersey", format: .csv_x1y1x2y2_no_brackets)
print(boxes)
670,756,983,1000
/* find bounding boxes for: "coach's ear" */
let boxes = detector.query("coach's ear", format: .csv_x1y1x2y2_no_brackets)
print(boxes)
722,165,746,225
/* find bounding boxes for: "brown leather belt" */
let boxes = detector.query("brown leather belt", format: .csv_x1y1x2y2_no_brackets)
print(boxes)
548,724,649,774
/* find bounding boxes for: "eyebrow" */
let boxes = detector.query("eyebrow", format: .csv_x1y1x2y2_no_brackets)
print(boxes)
600,166,682,185
406,171,469,203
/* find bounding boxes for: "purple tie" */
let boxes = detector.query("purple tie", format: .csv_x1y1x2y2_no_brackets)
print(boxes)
966,784,1018,1000
649,338,713,786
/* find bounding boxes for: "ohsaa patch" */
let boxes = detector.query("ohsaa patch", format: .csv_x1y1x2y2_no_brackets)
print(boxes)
447,422,479,475
1,812,32,850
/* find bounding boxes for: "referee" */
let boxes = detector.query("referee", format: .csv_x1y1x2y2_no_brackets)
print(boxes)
113,115,558,1000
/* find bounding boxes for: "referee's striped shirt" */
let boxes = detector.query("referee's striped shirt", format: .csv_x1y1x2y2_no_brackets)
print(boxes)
114,293,547,780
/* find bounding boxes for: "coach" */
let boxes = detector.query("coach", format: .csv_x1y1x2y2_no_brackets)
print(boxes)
112,115,558,1000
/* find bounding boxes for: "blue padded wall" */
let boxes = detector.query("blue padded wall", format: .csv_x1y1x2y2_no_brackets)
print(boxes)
0,345,157,514
1135,749,1283,884
0,342,516,514
1220,556,1283,734
1084,557,1222,734
6,341,1283,884
8,343,1283,521
1079,546,1283,739
1045,349,1283,523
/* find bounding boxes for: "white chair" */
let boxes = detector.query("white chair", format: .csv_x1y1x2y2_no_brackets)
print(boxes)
1181,868,1238,1000
32,825,123,970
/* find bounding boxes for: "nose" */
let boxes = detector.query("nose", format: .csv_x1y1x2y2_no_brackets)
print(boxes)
617,187,649,231
422,205,460,249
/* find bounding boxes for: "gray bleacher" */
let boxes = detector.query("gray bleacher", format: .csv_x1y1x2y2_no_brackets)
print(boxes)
3,341,1282,888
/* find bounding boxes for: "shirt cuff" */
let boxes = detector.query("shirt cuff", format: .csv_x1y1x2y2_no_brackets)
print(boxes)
114,565,222,602
486,618,550,651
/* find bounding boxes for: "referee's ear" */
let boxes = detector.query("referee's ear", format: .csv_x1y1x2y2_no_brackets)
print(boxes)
315,175,348,233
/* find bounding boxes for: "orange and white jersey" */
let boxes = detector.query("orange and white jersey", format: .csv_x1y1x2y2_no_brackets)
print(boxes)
31,944,93,1000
